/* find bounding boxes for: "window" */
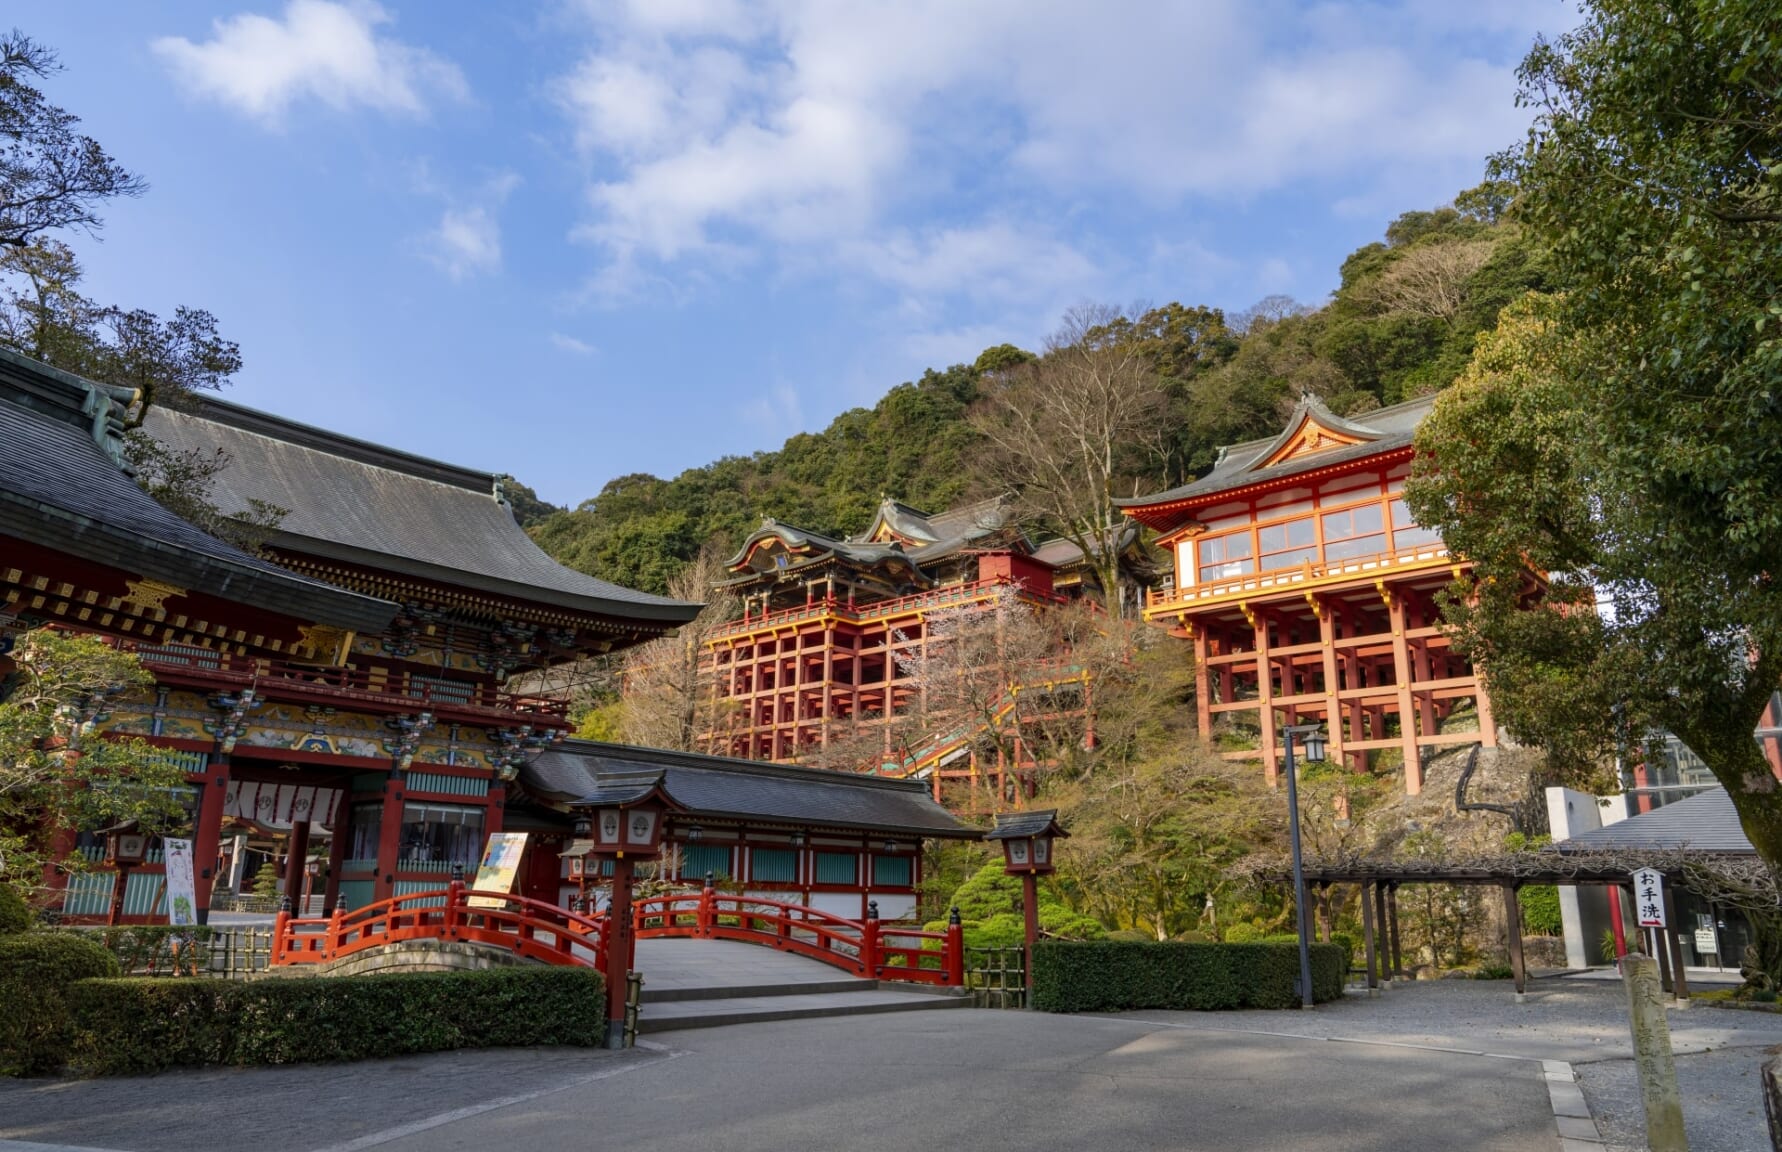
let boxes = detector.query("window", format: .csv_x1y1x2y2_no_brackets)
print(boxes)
1321,502,1386,561
872,855,913,887
348,802,383,863
1389,499,1440,549
1258,516,1316,571
1196,532,1254,581
814,852,858,885
750,848,797,883
408,674,475,704
398,803,484,869
682,843,733,881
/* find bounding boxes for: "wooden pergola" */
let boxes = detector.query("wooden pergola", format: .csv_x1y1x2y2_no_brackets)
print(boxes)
1261,854,1729,1000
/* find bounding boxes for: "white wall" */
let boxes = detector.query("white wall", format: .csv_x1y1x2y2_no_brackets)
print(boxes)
1546,786,1628,967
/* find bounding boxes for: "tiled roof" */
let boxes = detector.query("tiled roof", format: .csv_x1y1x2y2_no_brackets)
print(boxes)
522,740,979,838
145,397,701,623
0,349,396,633
1553,788,1755,854
985,809,1067,840
1117,393,1438,514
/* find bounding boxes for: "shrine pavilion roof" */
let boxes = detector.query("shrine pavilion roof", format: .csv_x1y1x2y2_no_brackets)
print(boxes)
1553,788,1754,855
721,496,1026,585
523,739,979,839
0,348,396,632
144,396,702,624
1116,393,1438,528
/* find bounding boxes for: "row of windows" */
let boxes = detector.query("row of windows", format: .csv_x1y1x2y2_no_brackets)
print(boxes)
1188,497,1441,585
678,845,912,887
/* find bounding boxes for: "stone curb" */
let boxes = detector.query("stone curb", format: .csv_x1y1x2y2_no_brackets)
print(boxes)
1542,1059,1609,1151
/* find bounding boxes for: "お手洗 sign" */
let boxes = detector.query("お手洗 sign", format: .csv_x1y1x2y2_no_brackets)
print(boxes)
1632,867,1666,929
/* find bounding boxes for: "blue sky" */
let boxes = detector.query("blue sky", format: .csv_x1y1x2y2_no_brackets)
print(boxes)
27,1,1569,506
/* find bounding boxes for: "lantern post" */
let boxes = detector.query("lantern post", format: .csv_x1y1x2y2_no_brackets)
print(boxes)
571,770,679,1048
1283,722,1327,1009
102,825,150,927
987,810,1068,994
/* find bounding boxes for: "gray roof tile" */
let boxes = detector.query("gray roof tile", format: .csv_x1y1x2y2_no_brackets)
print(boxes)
1553,788,1754,854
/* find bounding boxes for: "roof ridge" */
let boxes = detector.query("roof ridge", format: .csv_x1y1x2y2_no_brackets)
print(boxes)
561,737,932,794
174,393,496,494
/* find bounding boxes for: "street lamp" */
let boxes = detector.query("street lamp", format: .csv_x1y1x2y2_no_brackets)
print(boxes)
1283,722,1326,1010
987,810,1068,994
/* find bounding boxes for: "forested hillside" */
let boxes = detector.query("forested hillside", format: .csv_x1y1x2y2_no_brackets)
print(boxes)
524,185,1550,595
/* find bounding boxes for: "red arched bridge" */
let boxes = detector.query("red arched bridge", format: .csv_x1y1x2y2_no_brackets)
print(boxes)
271,879,966,988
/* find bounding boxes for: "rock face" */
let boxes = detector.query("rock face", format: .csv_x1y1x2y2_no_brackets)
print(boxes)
310,939,535,978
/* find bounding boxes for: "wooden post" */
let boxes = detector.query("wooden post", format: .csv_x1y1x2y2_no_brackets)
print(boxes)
1662,876,1690,1003
324,800,349,913
1654,920,1674,994
105,864,130,927
1361,880,1379,995
1255,611,1278,786
376,770,404,903
945,906,965,988
1373,882,1391,987
605,856,636,1048
1387,589,1421,794
1022,873,1040,993
192,757,229,925
1316,883,1331,944
861,900,881,980
283,820,310,912
1386,884,1403,979
1503,883,1527,1000
1622,954,1690,1151
1608,884,1630,959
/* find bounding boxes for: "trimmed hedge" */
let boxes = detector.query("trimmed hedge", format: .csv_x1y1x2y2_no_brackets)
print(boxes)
1031,940,1347,1013
0,933,122,1076
0,886,33,935
67,966,605,1076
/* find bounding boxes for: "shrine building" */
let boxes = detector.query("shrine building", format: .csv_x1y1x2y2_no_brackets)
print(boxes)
702,497,1145,794
1,347,703,921
1117,394,1496,794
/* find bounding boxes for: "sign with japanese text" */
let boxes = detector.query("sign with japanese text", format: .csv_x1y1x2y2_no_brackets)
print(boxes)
469,832,528,909
163,838,197,926
1632,867,1666,928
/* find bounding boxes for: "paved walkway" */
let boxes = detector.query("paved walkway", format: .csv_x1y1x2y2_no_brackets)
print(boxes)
0,1009,1552,1152
634,937,863,994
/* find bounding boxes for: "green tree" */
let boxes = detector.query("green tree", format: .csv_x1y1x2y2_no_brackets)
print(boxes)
0,631,191,905
1410,0,1782,884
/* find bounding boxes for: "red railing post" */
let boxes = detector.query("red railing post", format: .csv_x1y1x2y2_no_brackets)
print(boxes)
698,873,716,938
325,902,346,960
860,900,881,979
945,905,965,987
445,869,464,940
271,899,291,964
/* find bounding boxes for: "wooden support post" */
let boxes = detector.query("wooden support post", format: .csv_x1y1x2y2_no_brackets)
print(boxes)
1317,602,1344,765
1361,881,1379,995
192,756,229,925
1022,873,1040,993
1256,613,1278,786
1373,882,1391,986
1654,919,1674,994
1387,589,1421,795
1317,883,1331,944
1503,882,1527,1000
1386,884,1403,980
605,856,636,1048
376,770,404,903
324,800,348,913
283,820,311,913
1193,629,1213,740
1662,877,1690,1003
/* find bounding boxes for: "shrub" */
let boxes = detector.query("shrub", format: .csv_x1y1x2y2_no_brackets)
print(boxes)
1106,929,1153,943
1030,940,1347,1013
55,926,217,975
0,933,121,1076
1518,885,1564,937
67,966,605,1076
0,885,34,935
1221,921,1266,943
1475,962,1514,980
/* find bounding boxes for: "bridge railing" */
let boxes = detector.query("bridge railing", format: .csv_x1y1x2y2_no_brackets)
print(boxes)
271,882,608,970
633,883,964,988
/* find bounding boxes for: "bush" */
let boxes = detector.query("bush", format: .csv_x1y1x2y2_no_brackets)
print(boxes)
0,933,121,1076
0,885,34,935
67,966,605,1076
1030,940,1347,1013
1518,885,1564,937
1106,929,1153,943
55,926,217,975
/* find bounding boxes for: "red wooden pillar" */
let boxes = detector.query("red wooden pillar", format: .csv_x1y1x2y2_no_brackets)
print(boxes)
283,821,311,912
375,771,404,902
1022,872,1040,992
192,756,230,924
605,856,637,1047
945,907,965,987
324,799,349,913
486,782,506,836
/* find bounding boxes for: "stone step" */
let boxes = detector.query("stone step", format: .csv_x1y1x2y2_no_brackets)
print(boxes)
638,988,970,1033
642,977,880,1003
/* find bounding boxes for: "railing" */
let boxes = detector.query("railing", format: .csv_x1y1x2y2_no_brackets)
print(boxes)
712,576,1069,640
964,946,1027,1008
877,664,1088,779
634,882,965,988
1146,543,1454,612
270,882,607,970
97,634,571,721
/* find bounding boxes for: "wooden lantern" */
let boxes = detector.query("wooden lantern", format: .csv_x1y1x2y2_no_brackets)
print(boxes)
986,810,1067,876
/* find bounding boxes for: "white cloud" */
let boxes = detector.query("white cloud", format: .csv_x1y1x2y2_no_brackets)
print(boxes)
421,171,519,281
740,381,805,434
153,0,467,126
550,332,597,355
554,1,1549,304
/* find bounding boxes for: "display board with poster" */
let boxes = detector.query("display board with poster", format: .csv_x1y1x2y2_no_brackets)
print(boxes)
163,838,198,926
469,832,529,908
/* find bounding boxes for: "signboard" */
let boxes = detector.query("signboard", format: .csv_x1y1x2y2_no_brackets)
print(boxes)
1632,867,1666,928
1694,928,1718,955
163,838,198,926
469,832,529,908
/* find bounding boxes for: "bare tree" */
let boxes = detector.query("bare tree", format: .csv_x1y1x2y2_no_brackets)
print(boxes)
0,32,146,248
1367,239,1499,321
970,304,1165,617
614,546,730,751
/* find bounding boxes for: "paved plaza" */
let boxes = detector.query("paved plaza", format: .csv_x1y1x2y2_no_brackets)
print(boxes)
3,966,1778,1152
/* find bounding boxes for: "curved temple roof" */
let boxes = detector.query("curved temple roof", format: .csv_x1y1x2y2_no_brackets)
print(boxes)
145,396,702,624
0,348,396,633
523,739,979,839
